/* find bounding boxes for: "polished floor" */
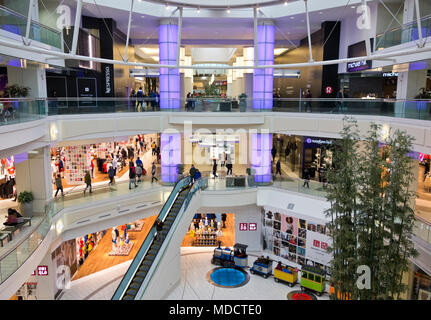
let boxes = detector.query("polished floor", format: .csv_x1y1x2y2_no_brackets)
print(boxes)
60,247,329,300
72,214,157,280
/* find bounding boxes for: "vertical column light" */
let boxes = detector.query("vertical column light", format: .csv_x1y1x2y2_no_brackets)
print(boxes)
159,21,180,109
253,21,274,110
251,133,272,183
161,133,181,183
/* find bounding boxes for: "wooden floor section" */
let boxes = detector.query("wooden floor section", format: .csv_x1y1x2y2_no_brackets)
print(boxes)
181,214,235,247
72,214,158,280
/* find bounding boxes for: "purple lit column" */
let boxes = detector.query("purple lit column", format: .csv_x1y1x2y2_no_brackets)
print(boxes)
159,22,180,109
161,133,181,183
251,133,272,183
253,22,274,110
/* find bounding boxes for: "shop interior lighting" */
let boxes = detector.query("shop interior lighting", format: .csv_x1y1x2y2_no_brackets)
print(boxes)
140,47,159,55
274,48,289,56
197,7,200,13
227,7,231,13
284,1,288,5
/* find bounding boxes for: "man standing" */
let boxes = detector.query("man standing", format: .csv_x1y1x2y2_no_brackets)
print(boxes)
276,160,282,177
136,87,144,112
151,162,158,183
129,163,138,189
54,174,64,197
189,165,197,182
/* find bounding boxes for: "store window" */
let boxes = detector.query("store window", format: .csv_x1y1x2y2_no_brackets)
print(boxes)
412,268,431,300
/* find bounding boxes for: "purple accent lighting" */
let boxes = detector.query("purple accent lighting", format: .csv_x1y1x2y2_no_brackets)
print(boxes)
253,24,274,110
159,24,180,109
251,133,272,183
161,133,181,183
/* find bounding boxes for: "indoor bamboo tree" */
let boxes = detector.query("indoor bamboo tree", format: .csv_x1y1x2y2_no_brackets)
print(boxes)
325,117,361,300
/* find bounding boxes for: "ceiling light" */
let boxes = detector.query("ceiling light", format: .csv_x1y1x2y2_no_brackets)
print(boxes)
197,7,200,13
319,11,323,14
140,47,159,55
151,56,159,62
284,1,288,5
227,7,230,13
290,16,294,19
351,6,356,9
274,48,289,55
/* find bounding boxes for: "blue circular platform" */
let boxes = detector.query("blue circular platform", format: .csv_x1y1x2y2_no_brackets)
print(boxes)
207,267,249,288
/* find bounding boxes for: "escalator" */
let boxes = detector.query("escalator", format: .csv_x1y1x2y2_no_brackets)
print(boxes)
112,177,192,300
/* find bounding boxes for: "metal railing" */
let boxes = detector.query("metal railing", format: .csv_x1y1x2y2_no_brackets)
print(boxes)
376,14,431,50
0,5,62,49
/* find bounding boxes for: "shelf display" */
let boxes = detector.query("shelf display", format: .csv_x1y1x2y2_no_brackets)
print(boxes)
64,145,92,185
109,225,134,256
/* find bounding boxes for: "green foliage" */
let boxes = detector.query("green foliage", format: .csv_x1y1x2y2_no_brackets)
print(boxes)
5,84,31,97
204,83,218,96
326,118,417,300
18,191,34,203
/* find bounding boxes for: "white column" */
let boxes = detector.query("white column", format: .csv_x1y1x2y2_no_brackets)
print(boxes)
396,69,427,99
15,147,53,214
7,64,47,98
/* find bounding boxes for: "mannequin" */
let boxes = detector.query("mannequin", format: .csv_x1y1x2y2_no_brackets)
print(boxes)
111,228,118,251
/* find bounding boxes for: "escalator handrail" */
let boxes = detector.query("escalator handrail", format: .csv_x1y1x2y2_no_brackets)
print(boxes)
134,178,208,299
111,175,192,300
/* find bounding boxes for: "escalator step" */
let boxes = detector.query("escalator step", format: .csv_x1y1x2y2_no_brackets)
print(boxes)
123,295,134,300
148,249,158,255
130,282,141,290
126,289,137,296
133,277,144,284
137,271,147,278
139,265,150,272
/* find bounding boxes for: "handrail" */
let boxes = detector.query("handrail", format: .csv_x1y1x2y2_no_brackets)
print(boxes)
111,175,191,300
376,14,431,37
0,4,61,35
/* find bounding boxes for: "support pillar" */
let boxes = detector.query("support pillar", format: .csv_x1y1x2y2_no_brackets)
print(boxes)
159,20,180,109
15,147,53,214
161,132,181,184
7,64,47,98
253,21,274,110
251,133,272,183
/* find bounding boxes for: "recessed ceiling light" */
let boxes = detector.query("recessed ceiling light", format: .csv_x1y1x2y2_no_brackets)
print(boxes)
197,7,200,13
290,16,294,19
351,6,356,9
319,12,323,14
284,1,288,5
227,7,231,13
165,3,169,9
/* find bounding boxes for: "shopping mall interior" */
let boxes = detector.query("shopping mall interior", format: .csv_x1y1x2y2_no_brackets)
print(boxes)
0,0,430,303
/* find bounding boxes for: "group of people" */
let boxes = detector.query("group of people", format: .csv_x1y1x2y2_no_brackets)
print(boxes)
130,87,160,112
189,164,202,182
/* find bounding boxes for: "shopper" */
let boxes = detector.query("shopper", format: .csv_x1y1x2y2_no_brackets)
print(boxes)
154,218,164,242
136,164,143,183
303,167,310,188
136,87,144,112
212,159,218,178
151,141,156,156
156,146,160,163
271,146,277,162
136,156,143,168
129,163,138,189
221,213,227,228
112,156,118,176
285,146,290,161
90,157,95,178
305,89,312,112
189,164,197,182
130,89,137,112
151,162,158,183
54,174,64,197
194,169,201,181
226,155,233,175
276,160,282,177
84,171,92,194
108,166,115,186
336,88,345,111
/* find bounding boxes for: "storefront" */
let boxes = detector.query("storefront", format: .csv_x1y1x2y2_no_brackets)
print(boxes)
411,267,431,300
0,155,16,200
301,137,335,182
182,213,235,247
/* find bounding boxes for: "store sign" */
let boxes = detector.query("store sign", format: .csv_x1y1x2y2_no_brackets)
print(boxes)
325,86,333,94
101,63,114,97
105,66,111,94
32,266,48,276
239,223,257,231
305,137,333,145
347,60,371,72
383,72,398,77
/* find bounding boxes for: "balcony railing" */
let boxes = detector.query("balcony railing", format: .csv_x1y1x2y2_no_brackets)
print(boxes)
0,5,62,49
376,14,431,50
1,97,431,128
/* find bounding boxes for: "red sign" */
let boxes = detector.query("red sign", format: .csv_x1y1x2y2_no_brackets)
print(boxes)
239,223,248,231
313,240,320,248
325,86,333,94
37,266,48,276
249,223,257,231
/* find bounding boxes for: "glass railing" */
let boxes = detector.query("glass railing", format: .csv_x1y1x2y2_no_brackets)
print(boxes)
376,14,431,50
414,216,431,246
111,175,192,300
0,199,53,284
0,98,47,126
1,98,430,127
0,5,62,49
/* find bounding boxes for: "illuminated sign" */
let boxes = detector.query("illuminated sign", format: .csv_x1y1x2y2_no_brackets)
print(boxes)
239,223,257,231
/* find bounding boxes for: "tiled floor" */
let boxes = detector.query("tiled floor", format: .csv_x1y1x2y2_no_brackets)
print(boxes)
61,247,329,300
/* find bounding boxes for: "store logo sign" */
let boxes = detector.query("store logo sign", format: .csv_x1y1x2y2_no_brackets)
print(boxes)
306,138,332,145
105,66,111,94
356,4,371,30
37,266,48,276
239,223,257,231
312,240,328,251
56,5,71,30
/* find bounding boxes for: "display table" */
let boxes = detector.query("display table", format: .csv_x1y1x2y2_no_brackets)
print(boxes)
108,242,134,256
194,231,218,246
128,221,144,232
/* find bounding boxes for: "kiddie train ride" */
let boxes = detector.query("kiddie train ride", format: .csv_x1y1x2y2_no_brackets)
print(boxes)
211,242,248,268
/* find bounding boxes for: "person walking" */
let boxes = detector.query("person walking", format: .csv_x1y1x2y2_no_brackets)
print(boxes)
154,218,164,242
136,87,144,112
336,88,345,112
226,155,233,175
54,174,64,197
112,156,118,176
129,163,138,189
151,162,158,183
212,159,218,178
303,166,310,188
194,169,201,181
271,146,277,162
136,156,143,169
189,164,197,182
130,89,137,112
108,166,115,185
305,89,312,112
136,164,143,183
276,159,282,177
84,171,92,194
151,141,156,156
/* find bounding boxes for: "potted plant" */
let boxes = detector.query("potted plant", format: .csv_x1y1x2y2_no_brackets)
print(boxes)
18,191,34,217
5,84,31,97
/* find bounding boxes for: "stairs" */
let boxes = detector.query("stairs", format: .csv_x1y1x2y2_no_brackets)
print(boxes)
121,186,191,300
